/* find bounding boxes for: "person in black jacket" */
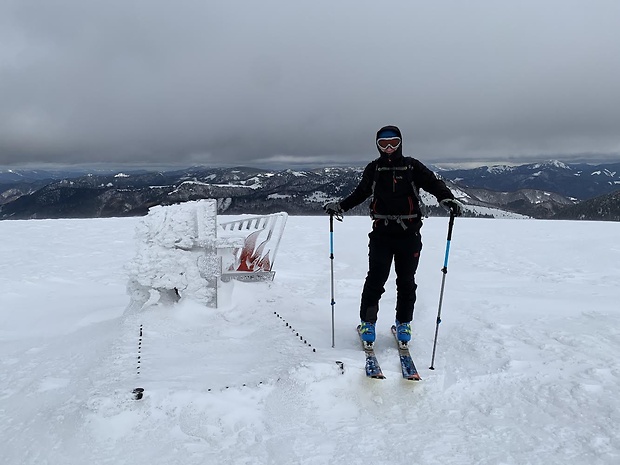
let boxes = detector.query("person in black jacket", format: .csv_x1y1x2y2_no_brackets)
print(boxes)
324,125,462,345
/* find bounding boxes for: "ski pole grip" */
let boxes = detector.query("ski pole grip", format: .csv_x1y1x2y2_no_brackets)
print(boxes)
447,213,455,241
442,213,456,270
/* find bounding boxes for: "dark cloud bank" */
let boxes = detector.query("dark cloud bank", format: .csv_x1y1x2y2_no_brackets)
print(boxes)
1,0,619,168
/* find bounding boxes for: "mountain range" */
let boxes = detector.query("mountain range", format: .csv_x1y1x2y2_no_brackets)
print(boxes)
1,160,619,221
435,160,620,200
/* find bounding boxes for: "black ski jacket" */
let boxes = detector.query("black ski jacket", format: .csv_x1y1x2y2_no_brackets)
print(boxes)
339,125,454,221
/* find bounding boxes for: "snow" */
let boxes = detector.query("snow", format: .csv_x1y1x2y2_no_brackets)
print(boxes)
171,180,260,192
423,188,529,219
461,204,528,219
284,170,308,177
532,160,571,170
126,201,220,308
305,191,335,203
485,165,514,174
1,215,619,465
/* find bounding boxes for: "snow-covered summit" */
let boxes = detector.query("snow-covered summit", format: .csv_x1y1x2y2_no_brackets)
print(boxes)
531,160,572,170
1,216,619,464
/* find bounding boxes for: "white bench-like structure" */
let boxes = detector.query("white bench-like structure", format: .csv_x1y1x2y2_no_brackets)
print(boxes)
218,213,287,283
126,199,288,309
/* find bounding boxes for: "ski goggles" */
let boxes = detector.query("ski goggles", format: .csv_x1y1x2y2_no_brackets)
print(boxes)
377,137,401,150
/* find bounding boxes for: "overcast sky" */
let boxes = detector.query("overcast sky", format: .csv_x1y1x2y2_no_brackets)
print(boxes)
1,0,619,168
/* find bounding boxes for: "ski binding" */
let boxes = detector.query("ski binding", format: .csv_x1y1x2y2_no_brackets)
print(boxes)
391,326,421,381
357,326,385,379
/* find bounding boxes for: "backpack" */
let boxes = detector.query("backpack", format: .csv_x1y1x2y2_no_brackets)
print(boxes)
370,159,428,228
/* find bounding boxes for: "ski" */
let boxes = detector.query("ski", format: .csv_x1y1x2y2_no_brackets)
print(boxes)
391,326,422,381
357,326,385,379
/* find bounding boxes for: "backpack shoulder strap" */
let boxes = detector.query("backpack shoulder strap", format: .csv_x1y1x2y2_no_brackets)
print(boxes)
370,159,381,197
403,158,428,218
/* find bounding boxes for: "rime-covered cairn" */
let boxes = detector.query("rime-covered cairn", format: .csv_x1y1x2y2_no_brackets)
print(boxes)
126,200,222,308
126,199,288,309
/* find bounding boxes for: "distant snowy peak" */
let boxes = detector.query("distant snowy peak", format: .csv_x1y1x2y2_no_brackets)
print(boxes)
0,169,28,182
485,165,515,174
590,169,617,177
284,169,308,177
530,160,571,170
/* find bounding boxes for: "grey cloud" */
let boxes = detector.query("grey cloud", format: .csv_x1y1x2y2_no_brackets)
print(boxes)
1,0,619,167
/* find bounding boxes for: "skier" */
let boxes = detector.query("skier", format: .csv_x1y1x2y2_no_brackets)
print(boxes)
324,125,462,345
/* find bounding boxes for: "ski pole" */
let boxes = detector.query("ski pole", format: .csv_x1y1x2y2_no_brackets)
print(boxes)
329,212,342,348
429,212,456,370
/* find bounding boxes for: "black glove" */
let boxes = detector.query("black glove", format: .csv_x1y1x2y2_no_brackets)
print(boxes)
440,198,463,217
323,201,343,216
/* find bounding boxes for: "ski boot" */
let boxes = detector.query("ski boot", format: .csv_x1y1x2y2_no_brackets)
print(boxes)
395,320,412,345
358,321,376,345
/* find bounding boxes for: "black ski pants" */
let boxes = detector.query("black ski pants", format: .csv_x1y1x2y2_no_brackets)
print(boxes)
359,222,423,324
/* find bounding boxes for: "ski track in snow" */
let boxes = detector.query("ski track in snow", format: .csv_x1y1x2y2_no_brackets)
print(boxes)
1,216,619,464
